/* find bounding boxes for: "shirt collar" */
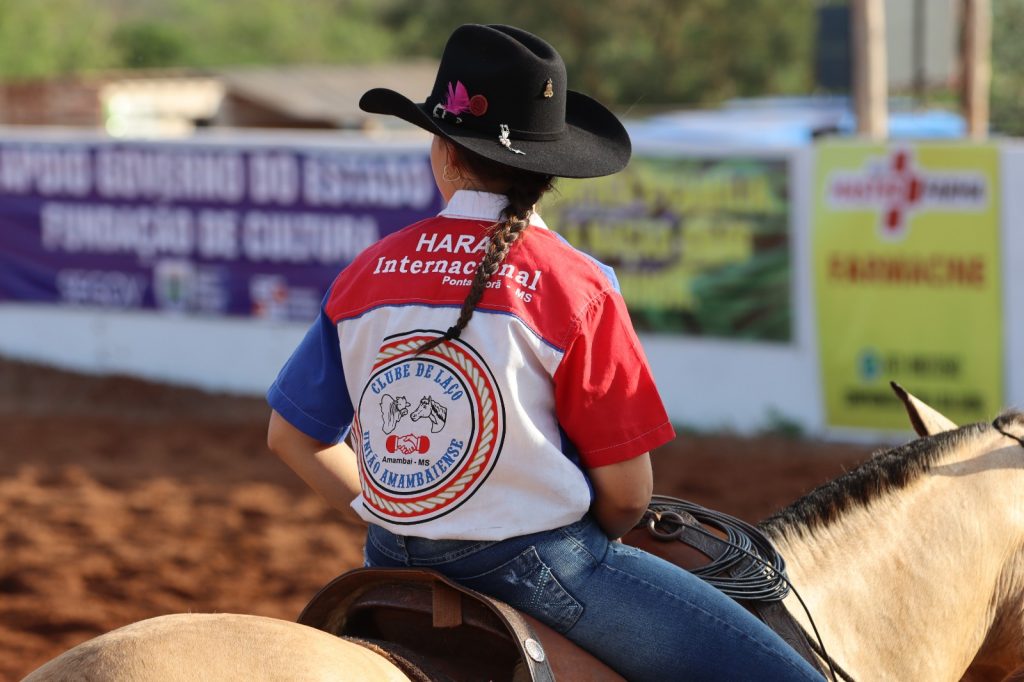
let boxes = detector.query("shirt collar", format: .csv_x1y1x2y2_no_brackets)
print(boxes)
439,190,548,229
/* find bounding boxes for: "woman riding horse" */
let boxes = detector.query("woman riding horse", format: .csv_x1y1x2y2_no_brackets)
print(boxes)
264,23,823,682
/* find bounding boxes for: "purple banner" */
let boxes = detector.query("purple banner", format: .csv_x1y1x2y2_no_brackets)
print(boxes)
0,139,442,321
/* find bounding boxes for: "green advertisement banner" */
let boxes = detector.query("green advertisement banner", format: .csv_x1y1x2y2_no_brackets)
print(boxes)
542,155,792,341
814,143,1002,429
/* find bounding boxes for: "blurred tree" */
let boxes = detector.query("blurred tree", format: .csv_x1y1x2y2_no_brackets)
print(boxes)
0,0,115,78
113,21,188,69
991,0,1024,135
169,0,400,66
0,0,403,79
384,0,816,108
0,0,815,109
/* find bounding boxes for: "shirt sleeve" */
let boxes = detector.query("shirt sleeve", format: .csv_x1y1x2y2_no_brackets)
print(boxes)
553,289,676,468
266,300,354,444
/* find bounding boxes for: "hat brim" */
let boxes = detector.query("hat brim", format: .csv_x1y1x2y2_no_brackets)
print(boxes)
359,87,631,179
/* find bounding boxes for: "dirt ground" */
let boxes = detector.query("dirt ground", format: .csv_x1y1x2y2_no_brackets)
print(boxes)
0,357,879,680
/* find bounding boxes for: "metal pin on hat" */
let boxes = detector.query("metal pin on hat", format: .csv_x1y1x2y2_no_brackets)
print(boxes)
543,79,554,98
498,124,525,155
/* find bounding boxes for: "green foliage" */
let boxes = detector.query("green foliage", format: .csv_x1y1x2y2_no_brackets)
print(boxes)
7,0,1018,126
113,21,188,69
1,0,1018,127
0,0,401,79
992,0,1024,136
0,0,814,108
0,0,116,79
168,0,400,66
390,0,816,107
4,0,1019,124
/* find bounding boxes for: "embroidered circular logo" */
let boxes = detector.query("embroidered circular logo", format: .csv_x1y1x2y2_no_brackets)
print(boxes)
353,331,505,524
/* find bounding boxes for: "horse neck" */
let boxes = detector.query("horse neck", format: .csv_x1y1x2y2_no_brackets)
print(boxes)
773,432,1024,681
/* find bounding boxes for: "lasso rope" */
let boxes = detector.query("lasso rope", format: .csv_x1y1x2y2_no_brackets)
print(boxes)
646,495,789,601
643,495,855,682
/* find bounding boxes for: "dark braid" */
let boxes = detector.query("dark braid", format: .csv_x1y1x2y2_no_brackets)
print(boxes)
418,149,553,353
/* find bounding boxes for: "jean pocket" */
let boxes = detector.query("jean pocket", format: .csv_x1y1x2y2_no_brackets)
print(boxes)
459,546,584,634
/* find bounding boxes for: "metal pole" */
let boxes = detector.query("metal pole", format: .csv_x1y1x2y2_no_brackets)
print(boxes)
852,0,888,139
962,0,991,138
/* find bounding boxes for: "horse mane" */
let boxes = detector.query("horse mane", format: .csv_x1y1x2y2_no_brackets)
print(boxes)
760,413,1024,540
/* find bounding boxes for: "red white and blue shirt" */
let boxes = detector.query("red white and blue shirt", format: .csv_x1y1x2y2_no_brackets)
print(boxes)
268,190,675,540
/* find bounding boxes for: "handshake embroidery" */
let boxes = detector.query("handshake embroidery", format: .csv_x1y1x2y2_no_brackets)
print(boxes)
385,434,431,455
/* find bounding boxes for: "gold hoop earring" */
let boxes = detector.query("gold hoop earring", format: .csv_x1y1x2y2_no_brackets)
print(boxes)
442,163,462,183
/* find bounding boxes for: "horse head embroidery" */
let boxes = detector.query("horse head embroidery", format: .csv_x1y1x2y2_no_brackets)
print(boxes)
410,396,448,434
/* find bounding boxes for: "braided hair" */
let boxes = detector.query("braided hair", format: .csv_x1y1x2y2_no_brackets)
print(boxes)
419,146,554,353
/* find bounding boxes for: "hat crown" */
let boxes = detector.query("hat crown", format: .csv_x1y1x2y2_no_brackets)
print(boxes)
428,24,568,138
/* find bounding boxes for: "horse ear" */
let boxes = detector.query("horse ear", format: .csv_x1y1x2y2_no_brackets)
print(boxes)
993,412,1024,443
890,382,958,436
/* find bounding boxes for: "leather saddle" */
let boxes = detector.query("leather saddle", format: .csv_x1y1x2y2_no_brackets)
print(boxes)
298,505,828,680
298,567,624,682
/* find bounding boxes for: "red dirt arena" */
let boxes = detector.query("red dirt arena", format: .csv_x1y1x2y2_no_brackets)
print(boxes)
0,358,878,680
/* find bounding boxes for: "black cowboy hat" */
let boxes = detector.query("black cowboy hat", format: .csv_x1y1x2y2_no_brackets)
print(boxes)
359,24,631,179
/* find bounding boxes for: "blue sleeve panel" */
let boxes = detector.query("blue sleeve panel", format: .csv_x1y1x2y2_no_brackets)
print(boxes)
550,231,620,293
266,306,354,444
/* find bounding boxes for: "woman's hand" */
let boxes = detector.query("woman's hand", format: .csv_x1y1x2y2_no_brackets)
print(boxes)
267,410,365,527
586,453,653,539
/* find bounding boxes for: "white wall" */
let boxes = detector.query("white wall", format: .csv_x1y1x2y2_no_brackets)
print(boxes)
0,298,825,434
0,304,305,396
1003,144,1024,410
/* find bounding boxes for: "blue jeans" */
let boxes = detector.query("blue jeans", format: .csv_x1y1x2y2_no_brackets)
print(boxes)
365,515,824,681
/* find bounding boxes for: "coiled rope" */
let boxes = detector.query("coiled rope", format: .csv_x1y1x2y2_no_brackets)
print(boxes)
646,495,789,601
642,495,854,682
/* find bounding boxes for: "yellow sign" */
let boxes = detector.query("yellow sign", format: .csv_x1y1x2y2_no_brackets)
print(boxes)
814,143,1002,429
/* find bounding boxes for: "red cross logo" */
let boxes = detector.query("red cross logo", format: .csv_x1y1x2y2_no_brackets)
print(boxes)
826,148,987,241
883,150,924,234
